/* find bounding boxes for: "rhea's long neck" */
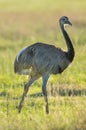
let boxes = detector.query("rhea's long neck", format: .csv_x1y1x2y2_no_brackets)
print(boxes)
60,24,75,62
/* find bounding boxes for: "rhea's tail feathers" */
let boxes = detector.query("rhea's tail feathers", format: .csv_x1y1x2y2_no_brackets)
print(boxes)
14,46,35,74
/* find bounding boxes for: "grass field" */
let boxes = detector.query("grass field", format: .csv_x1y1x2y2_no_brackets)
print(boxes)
0,0,86,130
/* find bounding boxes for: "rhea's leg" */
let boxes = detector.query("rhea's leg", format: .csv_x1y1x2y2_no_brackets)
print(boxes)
42,74,49,114
18,76,38,113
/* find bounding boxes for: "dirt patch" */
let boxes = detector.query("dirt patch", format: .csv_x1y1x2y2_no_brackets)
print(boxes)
0,11,85,40
0,11,85,28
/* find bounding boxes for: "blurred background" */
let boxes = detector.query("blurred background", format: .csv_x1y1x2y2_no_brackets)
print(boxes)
0,0,86,130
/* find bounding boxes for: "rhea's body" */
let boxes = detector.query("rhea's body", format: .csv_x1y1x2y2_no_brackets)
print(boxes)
14,16,75,113
14,43,70,76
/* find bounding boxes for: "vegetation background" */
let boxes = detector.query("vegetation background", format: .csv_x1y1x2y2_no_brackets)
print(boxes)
0,0,86,130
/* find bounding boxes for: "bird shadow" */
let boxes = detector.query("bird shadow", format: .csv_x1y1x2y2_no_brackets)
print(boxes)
29,87,86,98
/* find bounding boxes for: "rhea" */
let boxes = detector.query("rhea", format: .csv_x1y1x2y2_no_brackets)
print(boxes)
14,16,75,114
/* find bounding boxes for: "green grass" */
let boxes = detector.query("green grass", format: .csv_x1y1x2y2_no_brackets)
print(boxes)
0,0,86,130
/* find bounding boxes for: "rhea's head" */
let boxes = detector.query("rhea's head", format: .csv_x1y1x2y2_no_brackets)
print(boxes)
59,16,72,27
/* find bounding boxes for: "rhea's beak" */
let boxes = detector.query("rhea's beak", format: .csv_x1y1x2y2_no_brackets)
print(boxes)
67,20,72,26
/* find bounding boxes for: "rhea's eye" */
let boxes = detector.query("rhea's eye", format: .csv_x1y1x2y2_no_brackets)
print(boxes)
63,18,66,21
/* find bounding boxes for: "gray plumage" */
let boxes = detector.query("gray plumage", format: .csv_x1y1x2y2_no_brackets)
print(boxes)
14,16,75,114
